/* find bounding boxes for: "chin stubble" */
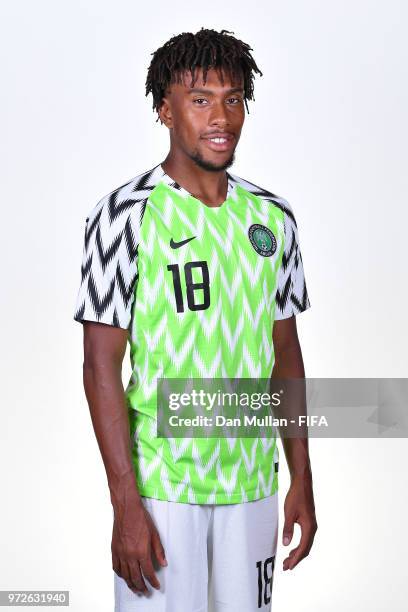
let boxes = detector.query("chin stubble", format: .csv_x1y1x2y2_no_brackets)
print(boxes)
189,149,236,172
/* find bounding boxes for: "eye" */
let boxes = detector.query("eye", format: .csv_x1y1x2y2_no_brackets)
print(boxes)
193,98,208,105
227,97,242,104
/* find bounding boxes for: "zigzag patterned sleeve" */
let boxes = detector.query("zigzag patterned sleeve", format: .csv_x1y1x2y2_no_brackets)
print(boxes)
274,201,311,320
73,190,142,330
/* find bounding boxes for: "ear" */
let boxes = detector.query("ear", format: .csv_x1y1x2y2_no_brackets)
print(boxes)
158,96,173,128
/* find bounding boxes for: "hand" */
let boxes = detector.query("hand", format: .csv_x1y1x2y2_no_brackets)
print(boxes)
111,500,168,594
282,474,318,571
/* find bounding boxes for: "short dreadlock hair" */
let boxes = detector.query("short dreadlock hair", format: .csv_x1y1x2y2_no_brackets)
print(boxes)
145,27,263,123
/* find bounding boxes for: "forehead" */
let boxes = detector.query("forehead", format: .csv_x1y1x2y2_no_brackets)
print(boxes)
168,66,244,93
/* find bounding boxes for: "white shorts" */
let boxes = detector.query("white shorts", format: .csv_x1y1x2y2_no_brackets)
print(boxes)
114,492,279,612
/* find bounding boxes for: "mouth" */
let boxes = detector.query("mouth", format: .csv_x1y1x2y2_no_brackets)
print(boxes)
201,134,235,152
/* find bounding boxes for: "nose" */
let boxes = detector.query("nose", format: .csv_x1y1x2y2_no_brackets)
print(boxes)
208,99,230,127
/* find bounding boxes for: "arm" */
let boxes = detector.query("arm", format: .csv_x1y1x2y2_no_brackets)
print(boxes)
272,315,318,571
73,191,167,593
82,321,167,593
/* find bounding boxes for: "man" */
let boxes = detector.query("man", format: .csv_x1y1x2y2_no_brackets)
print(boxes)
74,27,317,612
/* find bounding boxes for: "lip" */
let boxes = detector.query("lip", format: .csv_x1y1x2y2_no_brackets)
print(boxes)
202,133,235,152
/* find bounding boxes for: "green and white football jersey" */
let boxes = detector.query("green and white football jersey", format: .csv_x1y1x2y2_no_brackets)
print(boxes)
74,163,311,504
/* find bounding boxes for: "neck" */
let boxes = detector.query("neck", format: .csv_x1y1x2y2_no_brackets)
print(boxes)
161,151,230,207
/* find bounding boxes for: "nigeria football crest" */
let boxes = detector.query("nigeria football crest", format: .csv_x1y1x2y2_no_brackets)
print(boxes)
248,224,277,257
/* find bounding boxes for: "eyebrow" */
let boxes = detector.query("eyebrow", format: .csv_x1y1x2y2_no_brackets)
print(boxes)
187,87,244,95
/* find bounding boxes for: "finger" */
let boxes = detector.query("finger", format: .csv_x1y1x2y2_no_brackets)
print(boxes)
283,544,308,571
112,552,121,577
282,514,295,546
283,523,315,571
118,559,134,592
282,547,298,569
128,560,149,594
151,529,168,567
139,556,161,590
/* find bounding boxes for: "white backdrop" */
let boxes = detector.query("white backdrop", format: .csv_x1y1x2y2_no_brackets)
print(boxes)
1,1,407,611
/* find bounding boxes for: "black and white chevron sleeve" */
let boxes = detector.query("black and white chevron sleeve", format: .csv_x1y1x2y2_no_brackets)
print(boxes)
274,199,311,320
73,186,146,330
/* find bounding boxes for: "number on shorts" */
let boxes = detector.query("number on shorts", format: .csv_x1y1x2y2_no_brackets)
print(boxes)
256,556,275,608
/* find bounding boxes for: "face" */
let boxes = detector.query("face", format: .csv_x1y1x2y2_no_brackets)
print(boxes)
158,67,246,172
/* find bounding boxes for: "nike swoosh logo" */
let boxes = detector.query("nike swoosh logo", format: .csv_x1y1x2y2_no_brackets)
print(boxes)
170,236,196,249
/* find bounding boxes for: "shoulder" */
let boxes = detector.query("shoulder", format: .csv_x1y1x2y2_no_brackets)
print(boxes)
74,165,164,328
83,164,163,236
227,171,298,229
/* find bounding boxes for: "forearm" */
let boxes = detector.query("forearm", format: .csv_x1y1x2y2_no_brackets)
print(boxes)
83,361,143,513
272,344,312,482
